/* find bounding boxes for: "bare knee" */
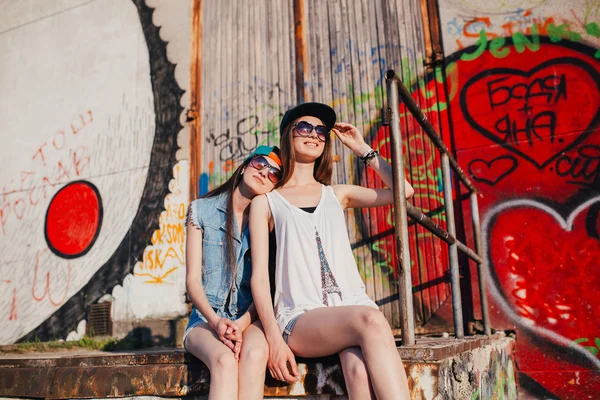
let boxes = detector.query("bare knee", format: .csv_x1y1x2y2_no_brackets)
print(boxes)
240,342,268,367
343,357,369,384
356,308,393,340
209,351,238,377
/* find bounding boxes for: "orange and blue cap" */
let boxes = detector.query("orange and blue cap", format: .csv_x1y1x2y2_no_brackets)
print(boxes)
245,145,282,168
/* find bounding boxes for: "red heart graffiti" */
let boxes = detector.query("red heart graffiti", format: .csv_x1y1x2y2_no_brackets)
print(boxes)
486,199,600,343
468,155,518,185
460,58,600,169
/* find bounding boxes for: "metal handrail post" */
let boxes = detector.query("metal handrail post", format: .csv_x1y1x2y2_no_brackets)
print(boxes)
470,192,492,335
385,74,415,346
441,154,464,338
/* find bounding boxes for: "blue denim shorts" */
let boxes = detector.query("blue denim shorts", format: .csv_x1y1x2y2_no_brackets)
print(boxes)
282,314,302,344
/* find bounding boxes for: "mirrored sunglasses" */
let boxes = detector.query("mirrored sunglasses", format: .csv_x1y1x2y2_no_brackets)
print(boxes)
249,155,282,184
293,121,329,142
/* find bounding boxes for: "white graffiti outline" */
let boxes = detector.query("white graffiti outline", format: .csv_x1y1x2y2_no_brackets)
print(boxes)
482,197,600,370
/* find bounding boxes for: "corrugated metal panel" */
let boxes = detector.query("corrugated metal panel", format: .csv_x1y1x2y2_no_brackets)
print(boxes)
199,0,450,329
302,0,450,328
200,0,296,187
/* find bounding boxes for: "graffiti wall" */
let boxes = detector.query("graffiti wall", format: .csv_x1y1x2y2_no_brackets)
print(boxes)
0,0,190,344
198,0,451,330
434,0,600,397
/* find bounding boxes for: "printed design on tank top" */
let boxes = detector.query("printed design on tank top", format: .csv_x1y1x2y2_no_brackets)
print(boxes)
314,226,342,306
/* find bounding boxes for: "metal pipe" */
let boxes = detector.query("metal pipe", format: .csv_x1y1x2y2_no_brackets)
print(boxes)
406,203,454,244
406,202,482,263
385,70,476,193
470,192,492,335
441,154,464,338
385,74,416,346
456,241,483,264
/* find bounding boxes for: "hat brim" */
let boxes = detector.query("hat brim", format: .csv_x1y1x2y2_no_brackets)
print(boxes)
280,102,336,134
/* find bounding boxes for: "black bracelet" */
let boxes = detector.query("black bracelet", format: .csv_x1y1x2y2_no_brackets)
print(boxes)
359,149,378,165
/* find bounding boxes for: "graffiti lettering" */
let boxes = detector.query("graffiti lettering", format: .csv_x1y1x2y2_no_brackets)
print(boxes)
460,57,600,168
461,26,540,61
0,111,94,236
9,288,17,321
555,145,600,187
494,111,556,146
31,249,72,307
487,74,566,108
134,164,187,284
207,114,280,162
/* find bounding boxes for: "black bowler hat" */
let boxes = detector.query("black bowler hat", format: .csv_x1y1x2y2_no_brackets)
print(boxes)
279,102,337,134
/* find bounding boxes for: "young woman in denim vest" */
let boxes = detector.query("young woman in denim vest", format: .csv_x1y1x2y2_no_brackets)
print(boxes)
184,146,282,399
250,103,414,399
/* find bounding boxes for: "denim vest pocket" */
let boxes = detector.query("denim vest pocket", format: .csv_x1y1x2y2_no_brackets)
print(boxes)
201,224,227,302
201,224,224,272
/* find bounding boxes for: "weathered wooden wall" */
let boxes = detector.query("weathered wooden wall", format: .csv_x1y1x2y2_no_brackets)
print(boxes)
199,0,451,329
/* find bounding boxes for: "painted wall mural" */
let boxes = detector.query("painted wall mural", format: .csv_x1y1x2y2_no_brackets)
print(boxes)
0,0,186,344
434,1,600,396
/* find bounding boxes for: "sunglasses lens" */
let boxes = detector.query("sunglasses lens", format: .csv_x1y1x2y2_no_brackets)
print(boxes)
295,121,313,136
269,169,282,183
251,155,281,183
251,156,268,170
315,126,329,141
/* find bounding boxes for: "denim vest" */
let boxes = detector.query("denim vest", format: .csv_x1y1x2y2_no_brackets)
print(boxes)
187,192,253,322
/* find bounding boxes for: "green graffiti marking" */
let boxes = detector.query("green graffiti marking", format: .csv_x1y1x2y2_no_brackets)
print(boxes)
461,26,541,61
461,22,600,61
334,55,458,122
585,22,600,58
574,337,600,357
548,23,583,43
513,27,540,53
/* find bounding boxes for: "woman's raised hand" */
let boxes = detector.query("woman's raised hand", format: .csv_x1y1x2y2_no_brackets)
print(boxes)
332,122,370,155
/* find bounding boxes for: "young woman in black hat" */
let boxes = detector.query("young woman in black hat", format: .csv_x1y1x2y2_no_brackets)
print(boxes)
250,103,413,399
184,146,283,399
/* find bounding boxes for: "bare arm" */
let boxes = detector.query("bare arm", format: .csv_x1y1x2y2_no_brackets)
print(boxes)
332,122,414,209
185,217,241,355
233,302,258,332
249,195,298,382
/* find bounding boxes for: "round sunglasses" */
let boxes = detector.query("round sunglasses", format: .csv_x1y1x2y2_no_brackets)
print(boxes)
293,121,329,142
248,155,282,184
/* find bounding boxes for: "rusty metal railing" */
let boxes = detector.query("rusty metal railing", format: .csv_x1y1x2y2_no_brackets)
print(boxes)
384,69,491,346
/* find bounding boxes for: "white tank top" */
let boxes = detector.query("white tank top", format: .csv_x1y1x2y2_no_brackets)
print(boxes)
265,184,378,334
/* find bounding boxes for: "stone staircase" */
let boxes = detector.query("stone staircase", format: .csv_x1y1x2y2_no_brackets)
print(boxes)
0,333,516,399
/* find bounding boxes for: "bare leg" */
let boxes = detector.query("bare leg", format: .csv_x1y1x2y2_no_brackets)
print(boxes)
287,306,409,400
339,347,374,399
238,320,268,400
185,322,238,400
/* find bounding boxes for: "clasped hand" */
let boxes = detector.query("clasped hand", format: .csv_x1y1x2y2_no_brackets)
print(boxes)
212,317,243,359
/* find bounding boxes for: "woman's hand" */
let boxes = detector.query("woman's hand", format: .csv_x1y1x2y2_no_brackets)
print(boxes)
268,337,299,383
332,122,370,156
212,317,243,358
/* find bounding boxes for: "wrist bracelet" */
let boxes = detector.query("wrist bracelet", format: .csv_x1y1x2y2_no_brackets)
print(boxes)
360,147,373,159
359,149,378,166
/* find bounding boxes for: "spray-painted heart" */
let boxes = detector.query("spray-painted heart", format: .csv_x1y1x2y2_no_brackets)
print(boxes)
460,58,600,169
483,198,600,369
468,155,518,185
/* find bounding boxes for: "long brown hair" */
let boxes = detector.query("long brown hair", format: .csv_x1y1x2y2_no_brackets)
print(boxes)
199,159,250,274
279,121,334,186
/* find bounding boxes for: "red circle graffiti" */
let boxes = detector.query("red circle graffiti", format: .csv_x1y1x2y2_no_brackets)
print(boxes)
45,181,102,258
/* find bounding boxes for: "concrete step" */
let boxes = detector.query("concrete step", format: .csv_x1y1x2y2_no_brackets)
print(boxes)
0,333,516,399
